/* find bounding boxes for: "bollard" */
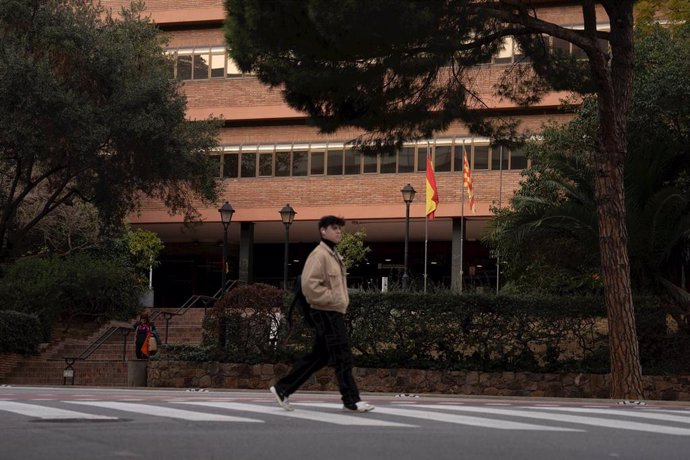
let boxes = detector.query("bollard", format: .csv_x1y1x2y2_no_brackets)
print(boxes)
127,359,148,387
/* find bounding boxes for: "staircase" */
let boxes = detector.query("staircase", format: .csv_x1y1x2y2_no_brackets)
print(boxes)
0,307,208,386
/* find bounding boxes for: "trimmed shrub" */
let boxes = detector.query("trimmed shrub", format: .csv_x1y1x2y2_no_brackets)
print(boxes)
189,287,688,375
0,253,146,340
0,310,42,354
203,283,308,362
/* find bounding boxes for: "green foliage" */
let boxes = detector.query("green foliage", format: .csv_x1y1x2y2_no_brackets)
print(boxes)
203,283,302,361
125,227,164,272
0,310,42,354
0,0,220,260
487,25,690,305
224,0,600,147
346,292,607,373
0,253,145,340
336,229,371,269
167,290,689,374
636,0,690,35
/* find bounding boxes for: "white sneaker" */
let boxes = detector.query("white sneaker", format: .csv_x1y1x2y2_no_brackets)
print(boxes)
343,401,375,412
270,386,294,411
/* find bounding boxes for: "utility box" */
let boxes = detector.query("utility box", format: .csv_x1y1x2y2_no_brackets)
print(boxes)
127,359,148,387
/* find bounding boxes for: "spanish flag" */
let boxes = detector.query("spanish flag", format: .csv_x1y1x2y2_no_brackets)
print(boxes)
463,148,476,213
426,156,439,219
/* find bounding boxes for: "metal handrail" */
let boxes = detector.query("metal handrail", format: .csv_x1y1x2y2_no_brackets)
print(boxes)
61,279,242,384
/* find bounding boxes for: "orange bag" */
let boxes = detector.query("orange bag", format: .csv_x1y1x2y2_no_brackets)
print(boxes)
140,332,150,357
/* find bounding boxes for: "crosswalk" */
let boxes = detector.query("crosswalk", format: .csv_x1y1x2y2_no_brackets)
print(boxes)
2,399,690,435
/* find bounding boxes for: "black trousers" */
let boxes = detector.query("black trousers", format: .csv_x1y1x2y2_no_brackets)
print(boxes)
135,340,147,359
275,309,361,406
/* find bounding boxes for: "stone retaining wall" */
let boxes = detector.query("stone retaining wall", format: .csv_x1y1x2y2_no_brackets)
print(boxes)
0,353,23,380
148,361,690,401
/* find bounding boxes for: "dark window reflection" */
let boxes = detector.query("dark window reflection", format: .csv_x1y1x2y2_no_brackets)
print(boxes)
292,151,308,176
275,152,290,176
223,154,238,178
240,152,256,177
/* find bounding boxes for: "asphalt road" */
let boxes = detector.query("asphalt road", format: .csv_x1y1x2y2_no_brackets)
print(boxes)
1,386,689,460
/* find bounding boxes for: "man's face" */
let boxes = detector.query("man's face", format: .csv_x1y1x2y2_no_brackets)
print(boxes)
321,224,342,244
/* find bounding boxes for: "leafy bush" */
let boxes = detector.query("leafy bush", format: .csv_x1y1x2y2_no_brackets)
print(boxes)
0,310,42,354
187,287,689,375
345,292,606,372
202,283,310,362
0,253,146,340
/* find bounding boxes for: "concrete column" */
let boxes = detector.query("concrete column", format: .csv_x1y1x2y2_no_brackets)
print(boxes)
451,217,463,293
239,222,254,283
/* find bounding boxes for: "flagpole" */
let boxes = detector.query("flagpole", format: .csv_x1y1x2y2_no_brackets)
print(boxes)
460,141,466,294
424,141,430,293
424,213,428,293
496,145,504,295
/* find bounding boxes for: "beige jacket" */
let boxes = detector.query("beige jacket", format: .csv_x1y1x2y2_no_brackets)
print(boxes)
301,241,349,314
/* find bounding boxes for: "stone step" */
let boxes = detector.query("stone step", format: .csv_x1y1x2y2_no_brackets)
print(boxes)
2,307,208,386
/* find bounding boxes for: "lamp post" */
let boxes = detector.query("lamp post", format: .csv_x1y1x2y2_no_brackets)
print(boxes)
279,204,296,290
219,201,235,294
401,184,416,289
218,201,234,350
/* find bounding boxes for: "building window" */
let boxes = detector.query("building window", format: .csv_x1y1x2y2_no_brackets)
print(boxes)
417,148,427,172
344,149,360,174
192,52,210,80
210,47,227,78
363,153,378,173
493,37,526,64
259,151,273,176
310,151,325,175
491,146,508,171
275,151,291,176
510,148,528,170
327,149,344,175
434,144,452,172
225,54,243,78
380,151,396,174
168,47,248,80
548,34,606,60
240,152,256,177
473,145,489,170
453,143,470,172
399,147,415,173
292,151,308,176
175,51,193,80
215,138,521,179
223,153,238,178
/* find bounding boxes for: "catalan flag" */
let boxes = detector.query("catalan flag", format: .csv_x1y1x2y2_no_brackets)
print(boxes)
463,147,476,213
425,155,439,219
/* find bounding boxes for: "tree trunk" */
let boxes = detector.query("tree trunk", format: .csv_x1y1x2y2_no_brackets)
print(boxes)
593,1,644,400
594,144,644,400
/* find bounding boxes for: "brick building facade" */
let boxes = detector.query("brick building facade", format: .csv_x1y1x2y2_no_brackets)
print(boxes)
104,1,597,306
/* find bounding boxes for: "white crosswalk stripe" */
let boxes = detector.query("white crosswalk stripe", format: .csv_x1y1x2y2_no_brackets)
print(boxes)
65,401,263,422
294,403,580,432
410,404,690,436
177,401,416,427
2,399,690,435
522,406,690,425
0,401,117,420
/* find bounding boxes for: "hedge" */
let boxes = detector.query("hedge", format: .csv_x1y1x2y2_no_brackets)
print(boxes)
0,310,42,354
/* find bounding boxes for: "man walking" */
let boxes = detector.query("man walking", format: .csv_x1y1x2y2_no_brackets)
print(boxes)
270,215,374,412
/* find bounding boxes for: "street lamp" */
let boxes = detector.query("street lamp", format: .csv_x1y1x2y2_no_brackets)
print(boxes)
279,204,296,290
218,201,235,294
218,201,234,350
401,184,416,289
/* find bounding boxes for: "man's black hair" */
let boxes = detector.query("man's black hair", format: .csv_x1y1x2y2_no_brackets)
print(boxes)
318,215,346,229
